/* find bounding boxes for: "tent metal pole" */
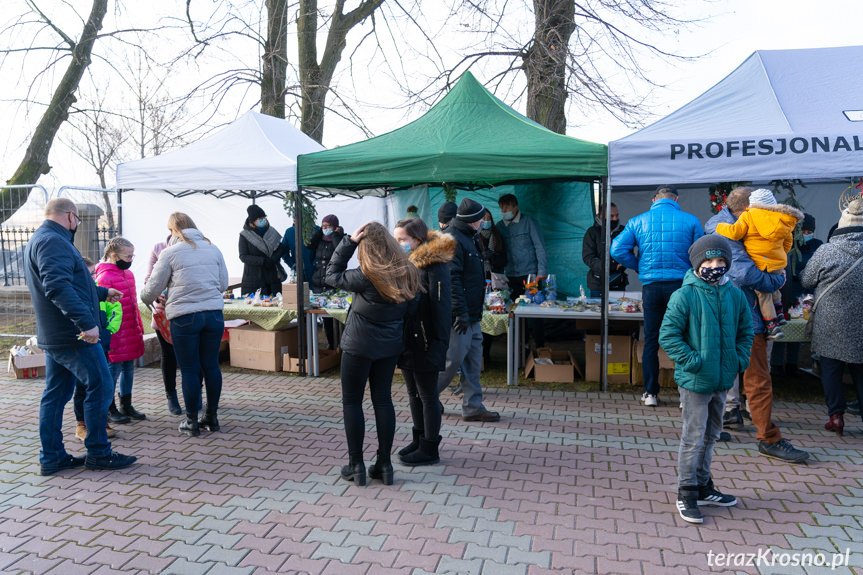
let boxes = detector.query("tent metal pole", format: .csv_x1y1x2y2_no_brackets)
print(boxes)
601,177,611,393
295,190,307,376
117,189,123,235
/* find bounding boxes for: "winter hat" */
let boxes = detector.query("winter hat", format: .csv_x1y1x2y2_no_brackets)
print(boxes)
801,213,816,232
689,234,732,271
838,198,863,228
437,202,457,224
322,214,339,228
749,188,777,206
456,198,485,223
247,204,266,222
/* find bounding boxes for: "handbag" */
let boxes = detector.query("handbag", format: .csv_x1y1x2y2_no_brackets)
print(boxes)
804,255,863,338
153,309,173,344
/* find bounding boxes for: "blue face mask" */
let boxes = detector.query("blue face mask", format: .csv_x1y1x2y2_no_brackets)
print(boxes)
802,234,813,243
255,218,268,229
481,220,492,230
323,228,333,236
501,211,514,222
400,242,412,254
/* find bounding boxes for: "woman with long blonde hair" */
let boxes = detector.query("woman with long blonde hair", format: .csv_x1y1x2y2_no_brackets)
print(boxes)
325,222,419,486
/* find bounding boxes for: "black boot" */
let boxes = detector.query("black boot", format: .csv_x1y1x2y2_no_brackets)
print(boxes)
118,394,146,420
397,428,422,457
368,451,394,485
400,435,440,467
199,408,220,432
340,458,366,486
107,399,131,424
166,390,182,415
179,413,200,437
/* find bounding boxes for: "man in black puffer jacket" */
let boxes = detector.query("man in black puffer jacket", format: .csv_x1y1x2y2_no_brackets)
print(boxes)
437,198,501,422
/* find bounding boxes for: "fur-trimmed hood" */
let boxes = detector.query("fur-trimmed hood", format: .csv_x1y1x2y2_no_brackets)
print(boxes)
745,203,804,243
409,230,456,269
748,202,804,220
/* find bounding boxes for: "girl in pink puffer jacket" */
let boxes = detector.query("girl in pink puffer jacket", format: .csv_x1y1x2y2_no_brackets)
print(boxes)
96,237,146,422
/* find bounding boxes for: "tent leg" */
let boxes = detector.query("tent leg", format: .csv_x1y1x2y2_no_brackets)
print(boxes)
601,177,611,393
295,190,307,376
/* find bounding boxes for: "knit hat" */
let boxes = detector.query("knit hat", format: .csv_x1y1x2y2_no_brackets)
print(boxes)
437,202,457,224
838,198,863,228
456,198,485,223
689,234,732,270
801,213,816,232
322,214,339,228
749,188,777,206
247,204,266,222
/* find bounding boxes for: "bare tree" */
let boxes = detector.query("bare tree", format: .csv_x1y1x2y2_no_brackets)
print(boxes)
0,0,109,217
262,0,289,118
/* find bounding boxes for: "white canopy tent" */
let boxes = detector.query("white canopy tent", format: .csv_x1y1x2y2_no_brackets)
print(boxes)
609,46,863,186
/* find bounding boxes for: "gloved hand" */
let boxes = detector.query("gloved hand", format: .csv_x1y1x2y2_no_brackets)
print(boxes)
453,314,470,335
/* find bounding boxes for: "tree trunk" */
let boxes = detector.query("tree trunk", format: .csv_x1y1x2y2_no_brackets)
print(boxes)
261,0,288,118
524,0,574,134
1,0,109,218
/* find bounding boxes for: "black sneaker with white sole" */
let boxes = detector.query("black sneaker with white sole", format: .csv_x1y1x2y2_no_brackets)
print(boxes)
676,487,703,524
697,480,737,507
758,438,810,463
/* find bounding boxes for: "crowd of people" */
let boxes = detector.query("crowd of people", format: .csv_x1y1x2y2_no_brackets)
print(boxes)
25,190,863,525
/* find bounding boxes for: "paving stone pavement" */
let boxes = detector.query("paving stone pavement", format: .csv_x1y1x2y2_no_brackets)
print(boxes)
1,367,862,574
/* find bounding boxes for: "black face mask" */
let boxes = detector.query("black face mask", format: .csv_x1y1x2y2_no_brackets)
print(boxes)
610,218,620,230
116,259,132,271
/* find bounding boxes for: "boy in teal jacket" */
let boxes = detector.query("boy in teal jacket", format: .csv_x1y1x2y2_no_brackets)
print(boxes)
659,235,753,524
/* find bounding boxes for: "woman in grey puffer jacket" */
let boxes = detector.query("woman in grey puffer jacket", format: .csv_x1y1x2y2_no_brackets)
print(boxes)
141,212,229,437
800,199,863,436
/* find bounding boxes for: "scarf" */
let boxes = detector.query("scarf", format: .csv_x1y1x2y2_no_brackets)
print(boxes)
241,225,282,256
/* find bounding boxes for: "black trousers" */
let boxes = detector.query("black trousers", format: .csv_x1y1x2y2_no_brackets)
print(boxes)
402,369,441,440
820,355,863,417
340,351,399,462
156,331,178,394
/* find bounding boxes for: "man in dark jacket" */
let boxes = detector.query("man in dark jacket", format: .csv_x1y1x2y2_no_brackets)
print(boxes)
437,198,500,422
25,198,137,475
705,187,809,463
582,202,628,297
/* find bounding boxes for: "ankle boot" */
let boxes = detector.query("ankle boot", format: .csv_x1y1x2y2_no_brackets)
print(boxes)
118,394,146,420
368,451,394,485
166,390,182,415
198,408,220,432
400,435,441,467
397,428,422,457
179,413,200,437
340,459,367,486
825,412,844,436
107,399,131,424
106,424,116,438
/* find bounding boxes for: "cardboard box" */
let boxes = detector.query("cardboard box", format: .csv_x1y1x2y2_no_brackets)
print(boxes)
281,282,310,310
283,348,341,373
524,347,576,383
632,340,675,387
229,324,298,371
584,335,631,383
11,353,46,379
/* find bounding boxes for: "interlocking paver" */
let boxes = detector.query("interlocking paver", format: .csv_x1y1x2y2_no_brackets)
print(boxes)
1,368,861,574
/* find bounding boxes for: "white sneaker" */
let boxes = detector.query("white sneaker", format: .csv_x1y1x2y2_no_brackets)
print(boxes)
641,393,658,407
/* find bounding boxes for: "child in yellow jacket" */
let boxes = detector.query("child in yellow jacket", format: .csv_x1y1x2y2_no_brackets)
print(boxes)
715,188,803,340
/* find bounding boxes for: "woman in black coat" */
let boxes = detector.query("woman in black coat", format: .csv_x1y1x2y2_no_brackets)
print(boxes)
394,218,454,466
477,209,506,366
238,204,285,296
308,214,344,349
325,222,419,486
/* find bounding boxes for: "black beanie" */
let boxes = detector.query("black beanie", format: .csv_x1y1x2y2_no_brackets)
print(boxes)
247,204,266,222
801,213,815,232
689,234,732,271
437,202,457,224
456,198,485,223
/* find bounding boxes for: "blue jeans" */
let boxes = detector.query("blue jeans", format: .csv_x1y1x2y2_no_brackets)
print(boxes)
43,345,113,465
642,280,682,396
170,310,224,415
437,322,485,416
109,360,135,396
678,388,725,488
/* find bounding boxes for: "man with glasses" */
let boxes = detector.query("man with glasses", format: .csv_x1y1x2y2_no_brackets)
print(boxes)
25,198,137,474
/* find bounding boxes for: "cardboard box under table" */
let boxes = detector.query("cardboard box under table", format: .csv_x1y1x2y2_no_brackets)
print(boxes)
10,353,46,379
584,334,632,384
284,348,341,373
524,347,579,383
229,324,298,371
632,340,675,387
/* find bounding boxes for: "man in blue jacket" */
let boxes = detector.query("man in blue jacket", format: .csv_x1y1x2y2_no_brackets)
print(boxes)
705,187,809,463
25,198,137,475
611,185,703,406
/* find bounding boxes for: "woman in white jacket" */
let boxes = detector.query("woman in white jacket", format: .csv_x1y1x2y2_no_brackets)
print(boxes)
141,213,229,437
